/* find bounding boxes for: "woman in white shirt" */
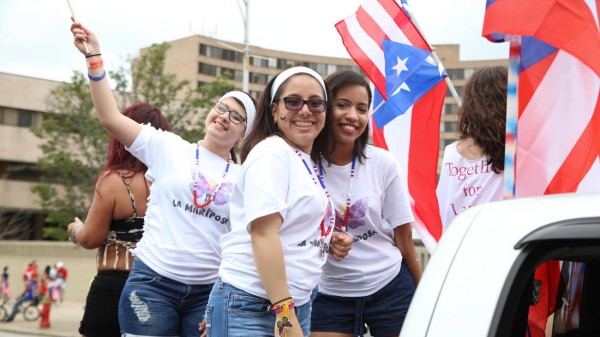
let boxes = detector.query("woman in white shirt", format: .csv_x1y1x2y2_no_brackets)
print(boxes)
437,65,508,229
71,20,257,337
205,67,352,337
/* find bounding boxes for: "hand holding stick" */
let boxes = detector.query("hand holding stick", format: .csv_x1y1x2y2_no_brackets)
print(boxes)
66,0,90,53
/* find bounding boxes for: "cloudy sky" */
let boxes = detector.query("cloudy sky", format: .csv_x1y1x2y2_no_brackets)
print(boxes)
0,0,508,83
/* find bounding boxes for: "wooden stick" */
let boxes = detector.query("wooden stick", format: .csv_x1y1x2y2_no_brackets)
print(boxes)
66,0,90,53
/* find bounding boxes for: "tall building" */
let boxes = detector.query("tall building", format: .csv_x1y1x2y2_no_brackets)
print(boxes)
0,34,505,239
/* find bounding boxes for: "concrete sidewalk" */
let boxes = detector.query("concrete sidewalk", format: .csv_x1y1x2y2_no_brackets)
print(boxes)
0,301,83,337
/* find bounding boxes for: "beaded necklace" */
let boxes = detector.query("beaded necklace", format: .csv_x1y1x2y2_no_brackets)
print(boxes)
192,141,231,208
318,150,357,233
294,149,336,258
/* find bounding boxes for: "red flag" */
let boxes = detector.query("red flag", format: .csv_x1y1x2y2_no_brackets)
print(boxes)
335,0,430,100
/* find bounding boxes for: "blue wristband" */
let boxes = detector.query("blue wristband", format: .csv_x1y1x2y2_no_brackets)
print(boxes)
88,71,106,81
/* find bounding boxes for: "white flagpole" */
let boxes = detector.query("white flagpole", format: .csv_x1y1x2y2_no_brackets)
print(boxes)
399,0,462,108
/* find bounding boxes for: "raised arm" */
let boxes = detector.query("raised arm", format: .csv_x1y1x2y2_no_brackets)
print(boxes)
70,19,141,147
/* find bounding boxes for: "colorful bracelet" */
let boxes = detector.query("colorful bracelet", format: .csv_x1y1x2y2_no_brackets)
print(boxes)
85,53,101,58
87,59,103,69
88,71,106,81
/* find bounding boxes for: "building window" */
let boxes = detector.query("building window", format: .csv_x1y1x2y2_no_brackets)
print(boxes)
199,63,218,76
446,68,465,80
441,121,458,133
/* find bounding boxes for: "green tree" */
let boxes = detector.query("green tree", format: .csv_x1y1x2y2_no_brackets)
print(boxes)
32,42,235,240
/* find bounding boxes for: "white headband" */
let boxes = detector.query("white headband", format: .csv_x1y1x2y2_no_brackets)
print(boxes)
270,66,327,103
220,91,256,139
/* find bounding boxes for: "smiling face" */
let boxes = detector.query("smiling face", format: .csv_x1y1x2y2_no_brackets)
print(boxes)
271,74,327,154
204,97,247,149
329,84,369,149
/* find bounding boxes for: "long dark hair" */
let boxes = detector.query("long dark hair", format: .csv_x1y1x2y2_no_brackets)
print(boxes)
97,103,171,188
240,70,332,163
457,65,507,173
318,70,372,164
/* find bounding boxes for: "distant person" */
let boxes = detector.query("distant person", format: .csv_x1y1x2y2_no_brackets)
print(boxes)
310,70,421,337
436,65,508,229
66,103,171,337
3,261,39,322
39,265,55,328
1,266,9,300
53,261,68,304
71,19,258,337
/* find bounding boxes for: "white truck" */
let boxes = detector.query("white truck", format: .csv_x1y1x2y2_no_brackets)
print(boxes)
400,193,600,337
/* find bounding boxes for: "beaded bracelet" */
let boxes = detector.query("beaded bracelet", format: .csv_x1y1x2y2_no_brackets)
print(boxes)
85,53,101,58
88,71,106,81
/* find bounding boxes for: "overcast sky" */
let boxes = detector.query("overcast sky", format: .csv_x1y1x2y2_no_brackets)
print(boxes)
0,0,508,83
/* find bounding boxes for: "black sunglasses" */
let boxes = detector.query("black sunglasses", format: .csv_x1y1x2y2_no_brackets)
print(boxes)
275,96,327,114
214,102,246,124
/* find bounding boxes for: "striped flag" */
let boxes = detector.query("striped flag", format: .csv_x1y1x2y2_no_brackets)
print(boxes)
483,1,600,336
335,0,430,100
336,0,446,252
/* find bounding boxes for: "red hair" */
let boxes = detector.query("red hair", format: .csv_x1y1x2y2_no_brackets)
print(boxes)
98,103,171,185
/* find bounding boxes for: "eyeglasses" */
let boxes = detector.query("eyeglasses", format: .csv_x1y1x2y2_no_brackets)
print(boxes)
214,101,246,124
275,96,327,114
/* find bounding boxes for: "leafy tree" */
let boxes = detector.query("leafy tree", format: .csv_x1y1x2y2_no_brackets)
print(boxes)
32,42,235,240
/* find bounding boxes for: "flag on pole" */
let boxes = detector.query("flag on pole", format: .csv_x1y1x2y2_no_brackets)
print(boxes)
336,0,447,252
335,0,430,100
483,1,600,336
483,0,600,198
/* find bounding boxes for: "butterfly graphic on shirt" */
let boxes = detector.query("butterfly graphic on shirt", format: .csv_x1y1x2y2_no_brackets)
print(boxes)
335,197,368,231
189,174,233,205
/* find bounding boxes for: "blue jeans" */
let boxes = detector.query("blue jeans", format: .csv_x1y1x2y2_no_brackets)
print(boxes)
311,262,416,336
205,278,312,337
118,259,213,337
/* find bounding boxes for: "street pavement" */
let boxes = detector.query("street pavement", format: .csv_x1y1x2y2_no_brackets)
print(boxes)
0,301,83,337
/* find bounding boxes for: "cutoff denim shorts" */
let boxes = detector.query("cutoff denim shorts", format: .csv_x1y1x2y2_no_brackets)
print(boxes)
118,258,213,337
205,277,312,337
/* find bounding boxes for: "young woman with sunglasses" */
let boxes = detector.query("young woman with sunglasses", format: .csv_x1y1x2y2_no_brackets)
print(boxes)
71,20,257,337
205,67,353,337
310,71,421,337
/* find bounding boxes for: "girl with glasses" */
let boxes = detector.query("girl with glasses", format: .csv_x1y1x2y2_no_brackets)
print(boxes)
205,67,352,337
310,70,421,337
70,20,256,337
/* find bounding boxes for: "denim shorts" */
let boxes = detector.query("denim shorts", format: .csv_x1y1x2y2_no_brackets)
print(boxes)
205,277,312,337
311,262,416,337
118,258,214,337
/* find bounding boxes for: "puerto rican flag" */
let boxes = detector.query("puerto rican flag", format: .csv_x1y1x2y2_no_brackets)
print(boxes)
336,0,446,252
483,0,600,197
483,1,600,336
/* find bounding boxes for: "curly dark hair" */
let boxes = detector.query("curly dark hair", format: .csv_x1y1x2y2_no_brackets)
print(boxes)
457,65,508,173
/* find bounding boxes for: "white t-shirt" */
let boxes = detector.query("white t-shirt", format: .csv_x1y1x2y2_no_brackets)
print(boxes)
317,146,415,297
437,141,503,229
128,125,240,285
218,136,333,306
